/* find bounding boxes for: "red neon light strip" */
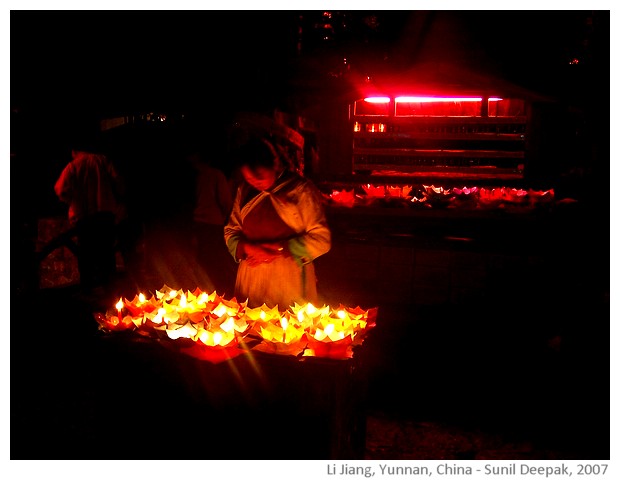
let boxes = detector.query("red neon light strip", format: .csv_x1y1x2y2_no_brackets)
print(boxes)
364,96,503,103
364,97,391,103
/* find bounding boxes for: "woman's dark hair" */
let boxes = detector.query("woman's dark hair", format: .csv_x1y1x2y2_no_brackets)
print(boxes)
232,137,279,171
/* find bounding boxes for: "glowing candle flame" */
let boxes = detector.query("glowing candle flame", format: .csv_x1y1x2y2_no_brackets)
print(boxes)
166,323,197,340
115,298,124,324
212,304,227,317
102,286,376,360
281,317,288,342
198,330,209,344
163,308,180,324
220,317,235,333
152,308,165,324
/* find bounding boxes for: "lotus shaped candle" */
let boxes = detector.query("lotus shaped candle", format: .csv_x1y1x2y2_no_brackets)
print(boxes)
386,185,402,197
289,302,329,331
528,188,554,204
385,184,412,198
196,328,237,348
304,305,378,358
93,308,135,332
243,304,281,323
207,299,249,336
305,325,355,359
165,320,199,340
242,303,281,337
139,307,169,336
178,320,244,363
257,315,307,355
94,286,378,361
123,292,157,320
330,189,356,207
362,184,385,198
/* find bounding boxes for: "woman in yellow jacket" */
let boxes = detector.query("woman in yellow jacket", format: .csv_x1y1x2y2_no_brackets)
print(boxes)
224,137,331,310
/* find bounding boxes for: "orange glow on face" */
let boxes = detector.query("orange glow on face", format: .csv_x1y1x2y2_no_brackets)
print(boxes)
241,165,277,191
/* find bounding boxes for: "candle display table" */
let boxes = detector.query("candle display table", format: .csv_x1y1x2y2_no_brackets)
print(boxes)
91,332,370,459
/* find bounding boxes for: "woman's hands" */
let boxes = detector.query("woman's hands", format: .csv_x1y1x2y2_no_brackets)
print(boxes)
237,240,289,266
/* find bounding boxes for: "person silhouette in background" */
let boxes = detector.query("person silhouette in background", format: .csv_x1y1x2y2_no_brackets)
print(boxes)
224,137,331,309
188,148,237,296
54,130,125,293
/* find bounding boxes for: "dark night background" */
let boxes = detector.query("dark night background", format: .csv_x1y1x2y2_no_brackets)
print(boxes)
10,10,610,120
10,10,611,215
8,8,613,465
